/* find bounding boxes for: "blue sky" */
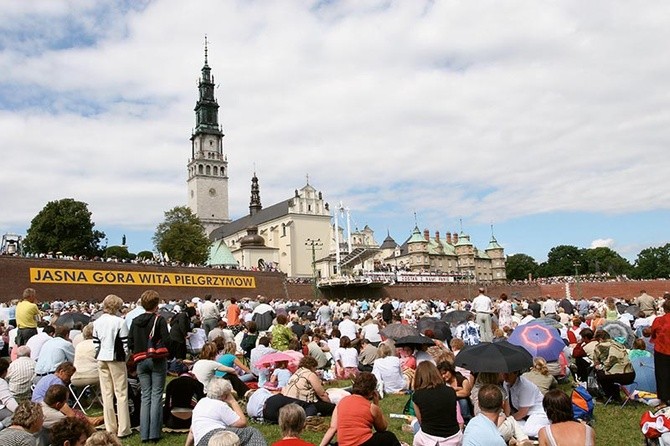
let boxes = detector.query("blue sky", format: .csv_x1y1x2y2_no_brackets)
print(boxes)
1,0,669,263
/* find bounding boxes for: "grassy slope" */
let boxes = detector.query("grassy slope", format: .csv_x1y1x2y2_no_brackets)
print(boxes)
121,391,649,446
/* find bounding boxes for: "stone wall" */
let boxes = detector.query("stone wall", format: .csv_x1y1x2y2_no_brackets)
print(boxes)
2,257,666,303
0,257,287,302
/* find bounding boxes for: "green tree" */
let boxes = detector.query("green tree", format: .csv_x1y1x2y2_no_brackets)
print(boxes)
505,253,539,281
153,206,211,264
632,244,670,279
104,245,133,260
582,247,631,276
136,250,155,260
538,245,583,277
23,198,105,256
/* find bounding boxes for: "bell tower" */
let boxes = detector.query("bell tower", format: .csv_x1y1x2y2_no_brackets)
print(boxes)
187,37,230,235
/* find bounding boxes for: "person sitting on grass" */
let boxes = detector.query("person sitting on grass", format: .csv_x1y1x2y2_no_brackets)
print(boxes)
186,378,265,446
538,389,595,446
0,401,44,445
84,431,122,446
271,403,315,446
319,372,400,446
207,430,241,446
50,417,95,446
268,361,292,390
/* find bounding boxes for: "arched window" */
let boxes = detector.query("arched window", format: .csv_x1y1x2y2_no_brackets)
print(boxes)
206,165,211,175
198,165,204,174
213,166,218,175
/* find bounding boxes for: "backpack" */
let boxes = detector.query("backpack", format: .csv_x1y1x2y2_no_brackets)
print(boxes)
572,385,595,422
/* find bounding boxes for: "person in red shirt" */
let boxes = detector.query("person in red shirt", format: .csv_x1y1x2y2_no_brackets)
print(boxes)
319,372,400,446
651,299,670,407
226,298,241,327
271,403,315,446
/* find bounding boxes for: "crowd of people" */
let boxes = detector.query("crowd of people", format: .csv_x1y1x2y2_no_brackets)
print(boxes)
0,286,669,446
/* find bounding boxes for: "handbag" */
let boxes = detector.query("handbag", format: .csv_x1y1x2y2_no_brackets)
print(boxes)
132,315,170,362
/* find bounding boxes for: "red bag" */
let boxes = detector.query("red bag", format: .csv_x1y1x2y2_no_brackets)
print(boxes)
640,410,670,439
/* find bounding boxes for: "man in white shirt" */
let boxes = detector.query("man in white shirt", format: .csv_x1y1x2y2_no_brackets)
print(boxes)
542,296,557,317
472,288,493,342
337,314,358,341
503,371,550,438
26,324,55,361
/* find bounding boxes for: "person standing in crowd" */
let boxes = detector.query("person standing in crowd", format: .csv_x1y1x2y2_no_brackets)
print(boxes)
380,299,394,325
201,295,220,337
15,288,41,346
497,294,513,330
472,288,493,342
316,300,333,327
170,305,194,360
226,298,241,328
636,290,657,317
651,299,670,408
542,296,557,318
93,294,131,439
129,290,170,443
528,298,542,319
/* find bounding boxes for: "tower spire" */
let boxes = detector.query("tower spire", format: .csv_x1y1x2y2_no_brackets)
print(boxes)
204,35,209,66
249,172,262,216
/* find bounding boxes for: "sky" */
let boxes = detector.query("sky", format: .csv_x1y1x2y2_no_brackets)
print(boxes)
1,0,669,263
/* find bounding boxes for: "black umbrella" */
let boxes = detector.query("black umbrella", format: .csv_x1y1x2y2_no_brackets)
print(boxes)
380,323,420,340
454,341,533,373
417,317,451,341
441,310,473,325
395,335,435,347
295,305,316,321
158,308,176,322
624,305,641,317
53,312,90,329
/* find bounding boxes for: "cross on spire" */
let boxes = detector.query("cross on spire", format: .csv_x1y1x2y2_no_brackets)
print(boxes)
204,35,209,65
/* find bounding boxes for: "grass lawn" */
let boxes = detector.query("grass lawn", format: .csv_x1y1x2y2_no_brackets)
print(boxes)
119,387,649,446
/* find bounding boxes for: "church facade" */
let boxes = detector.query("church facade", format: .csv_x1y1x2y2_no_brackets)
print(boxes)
187,43,505,282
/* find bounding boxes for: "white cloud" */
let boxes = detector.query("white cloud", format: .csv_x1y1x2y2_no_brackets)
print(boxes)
0,0,669,254
590,238,615,249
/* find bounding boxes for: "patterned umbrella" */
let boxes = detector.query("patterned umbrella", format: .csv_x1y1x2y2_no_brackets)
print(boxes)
508,323,566,361
601,321,636,348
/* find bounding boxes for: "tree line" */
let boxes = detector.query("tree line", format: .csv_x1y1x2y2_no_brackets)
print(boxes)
505,244,670,281
21,199,209,264
17,198,670,280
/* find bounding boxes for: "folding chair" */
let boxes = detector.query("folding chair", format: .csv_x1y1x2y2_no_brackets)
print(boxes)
69,383,102,414
605,381,638,407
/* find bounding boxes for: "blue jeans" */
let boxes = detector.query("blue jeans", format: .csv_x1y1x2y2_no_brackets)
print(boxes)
137,358,167,440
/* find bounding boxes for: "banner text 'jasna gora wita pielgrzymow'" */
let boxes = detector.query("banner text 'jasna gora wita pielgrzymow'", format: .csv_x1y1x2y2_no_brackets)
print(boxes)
29,268,256,288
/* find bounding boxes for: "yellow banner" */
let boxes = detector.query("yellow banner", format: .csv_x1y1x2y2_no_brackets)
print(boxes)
29,268,256,288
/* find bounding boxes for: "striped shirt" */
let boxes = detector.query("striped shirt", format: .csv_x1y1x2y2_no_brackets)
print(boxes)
6,357,35,399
